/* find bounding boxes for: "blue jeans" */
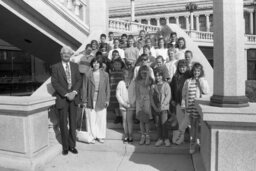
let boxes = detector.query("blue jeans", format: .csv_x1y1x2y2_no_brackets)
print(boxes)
155,110,168,139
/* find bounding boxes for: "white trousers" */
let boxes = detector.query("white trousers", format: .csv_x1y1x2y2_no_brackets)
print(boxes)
176,104,190,132
86,104,107,139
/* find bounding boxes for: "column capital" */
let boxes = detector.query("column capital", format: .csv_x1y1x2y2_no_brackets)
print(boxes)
205,13,211,17
194,14,200,17
185,15,190,18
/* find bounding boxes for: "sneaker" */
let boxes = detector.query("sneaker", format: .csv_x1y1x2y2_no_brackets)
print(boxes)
139,134,145,145
98,138,104,143
145,134,150,145
123,137,128,143
175,131,184,145
114,116,122,124
89,139,96,144
172,130,179,144
134,119,140,124
189,142,197,154
128,138,133,143
164,139,171,147
155,139,163,147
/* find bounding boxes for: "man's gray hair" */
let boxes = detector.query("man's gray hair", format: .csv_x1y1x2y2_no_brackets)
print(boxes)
60,46,74,55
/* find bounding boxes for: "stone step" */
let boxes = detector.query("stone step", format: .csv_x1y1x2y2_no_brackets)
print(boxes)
106,119,156,130
49,129,190,154
106,128,159,141
76,139,190,155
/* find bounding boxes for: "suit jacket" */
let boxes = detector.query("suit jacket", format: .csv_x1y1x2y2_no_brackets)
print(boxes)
51,62,82,109
82,69,110,110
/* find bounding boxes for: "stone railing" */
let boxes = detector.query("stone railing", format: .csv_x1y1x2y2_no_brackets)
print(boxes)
186,30,213,41
109,18,160,34
245,34,256,44
186,31,256,46
52,0,89,26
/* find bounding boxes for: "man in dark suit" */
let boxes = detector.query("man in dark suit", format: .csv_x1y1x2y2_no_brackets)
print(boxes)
51,46,82,155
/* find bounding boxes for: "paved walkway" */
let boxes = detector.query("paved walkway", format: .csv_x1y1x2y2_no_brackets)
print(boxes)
45,140,194,171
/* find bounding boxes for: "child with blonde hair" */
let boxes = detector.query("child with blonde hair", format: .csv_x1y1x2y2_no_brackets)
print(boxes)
135,65,154,145
116,69,136,142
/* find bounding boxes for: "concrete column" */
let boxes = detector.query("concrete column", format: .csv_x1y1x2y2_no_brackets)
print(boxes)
210,0,249,107
250,11,254,34
190,12,194,30
195,14,200,31
156,17,160,26
244,48,248,80
175,16,180,26
147,18,150,25
185,16,190,30
255,11,256,34
166,17,169,24
131,0,135,22
164,17,168,25
205,14,210,32
89,0,108,38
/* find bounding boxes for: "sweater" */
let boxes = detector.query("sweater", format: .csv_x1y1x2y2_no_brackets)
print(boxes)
150,82,172,111
116,80,136,111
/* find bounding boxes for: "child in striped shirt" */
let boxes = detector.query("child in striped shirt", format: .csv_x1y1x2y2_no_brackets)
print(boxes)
181,62,209,154
109,58,125,124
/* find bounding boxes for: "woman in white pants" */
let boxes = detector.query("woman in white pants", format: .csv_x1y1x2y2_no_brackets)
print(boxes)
82,56,110,143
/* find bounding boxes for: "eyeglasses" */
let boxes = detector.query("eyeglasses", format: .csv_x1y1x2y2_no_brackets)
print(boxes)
142,58,148,61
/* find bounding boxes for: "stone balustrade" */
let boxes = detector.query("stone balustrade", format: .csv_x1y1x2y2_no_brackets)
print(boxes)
109,19,131,32
186,30,213,40
245,34,256,43
109,19,160,34
54,0,89,25
109,19,256,47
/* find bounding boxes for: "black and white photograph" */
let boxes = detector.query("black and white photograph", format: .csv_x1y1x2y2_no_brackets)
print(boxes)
0,0,255,170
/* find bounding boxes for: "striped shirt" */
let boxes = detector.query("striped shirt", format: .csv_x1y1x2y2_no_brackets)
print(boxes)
186,79,199,117
109,70,123,109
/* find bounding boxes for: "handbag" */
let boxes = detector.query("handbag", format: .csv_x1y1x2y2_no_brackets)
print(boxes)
76,107,94,143
165,111,179,130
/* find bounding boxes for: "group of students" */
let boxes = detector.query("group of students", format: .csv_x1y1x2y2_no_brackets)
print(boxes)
77,30,209,154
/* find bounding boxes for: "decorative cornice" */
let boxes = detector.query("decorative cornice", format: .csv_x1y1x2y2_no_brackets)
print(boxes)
43,0,90,34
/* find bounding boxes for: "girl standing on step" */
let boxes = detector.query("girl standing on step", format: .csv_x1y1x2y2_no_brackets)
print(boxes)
181,62,209,153
151,68,172,147
170,60,191,144
109,58,125,124
116,69,136,143
135,65,154,145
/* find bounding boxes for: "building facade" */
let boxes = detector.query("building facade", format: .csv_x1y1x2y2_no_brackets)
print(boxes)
0,0,108,96
109,0,256,80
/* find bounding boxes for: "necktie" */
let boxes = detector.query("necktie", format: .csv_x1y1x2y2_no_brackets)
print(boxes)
65,63,72,89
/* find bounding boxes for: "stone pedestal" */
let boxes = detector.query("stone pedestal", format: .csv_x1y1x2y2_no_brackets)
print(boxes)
0,96,58,171
197,97,256,171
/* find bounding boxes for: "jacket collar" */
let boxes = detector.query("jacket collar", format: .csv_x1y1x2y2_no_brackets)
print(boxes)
87,69,105,86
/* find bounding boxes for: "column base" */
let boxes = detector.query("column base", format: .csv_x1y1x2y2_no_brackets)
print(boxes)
210,95,249,107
